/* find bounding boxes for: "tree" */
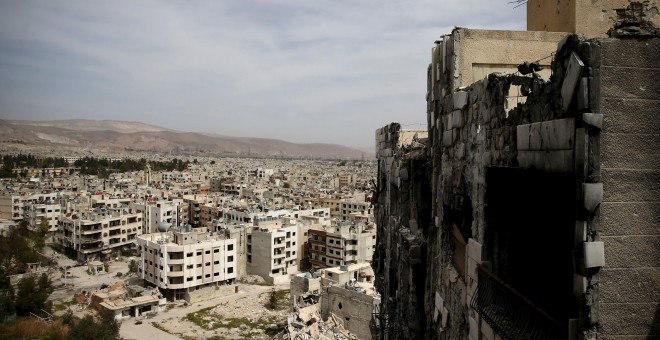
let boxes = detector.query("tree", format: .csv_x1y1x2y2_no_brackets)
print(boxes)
0,268,15,321
266,288,278,310
67,309,119,340
15,274,52,316
128,260,138,274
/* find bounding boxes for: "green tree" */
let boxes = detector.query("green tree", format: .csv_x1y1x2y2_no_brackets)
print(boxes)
15,273,52,316
68,309,119,340
0,268,15,321
128,259,138,274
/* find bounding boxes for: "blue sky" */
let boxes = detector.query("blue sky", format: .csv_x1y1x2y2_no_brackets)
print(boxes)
0,1,526,148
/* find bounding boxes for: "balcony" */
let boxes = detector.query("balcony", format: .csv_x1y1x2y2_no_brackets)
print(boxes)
167,270,184,277
471,266,563,340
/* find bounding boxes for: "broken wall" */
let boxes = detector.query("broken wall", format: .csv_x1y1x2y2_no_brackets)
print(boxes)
321,286,375,340
527,0,660,38
375,32,659,340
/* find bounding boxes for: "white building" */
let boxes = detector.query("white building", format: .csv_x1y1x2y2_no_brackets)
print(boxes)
136,227,237,301
247,219,298,284
132,199,182,234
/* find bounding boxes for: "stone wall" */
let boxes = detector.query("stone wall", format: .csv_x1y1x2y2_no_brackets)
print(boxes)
597,37,660,338
374,33,659,340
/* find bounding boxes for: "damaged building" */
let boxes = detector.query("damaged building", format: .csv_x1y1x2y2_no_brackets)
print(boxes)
373,2,659,339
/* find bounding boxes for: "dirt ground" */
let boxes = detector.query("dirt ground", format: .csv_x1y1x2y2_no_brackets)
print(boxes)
44,246,294,339
120,283,291,340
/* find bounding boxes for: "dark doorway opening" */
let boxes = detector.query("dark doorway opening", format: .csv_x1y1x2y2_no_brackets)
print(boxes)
485,167,578,325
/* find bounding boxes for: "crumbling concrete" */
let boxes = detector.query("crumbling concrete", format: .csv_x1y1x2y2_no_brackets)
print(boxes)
374,32,660,340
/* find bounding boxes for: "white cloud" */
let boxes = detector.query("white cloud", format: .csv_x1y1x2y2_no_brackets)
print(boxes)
0,0,526,147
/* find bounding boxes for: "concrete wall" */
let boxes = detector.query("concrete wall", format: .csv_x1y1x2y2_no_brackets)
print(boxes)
597,37,660,338
527,0,660,38
374,32,660,340
322,286,375,340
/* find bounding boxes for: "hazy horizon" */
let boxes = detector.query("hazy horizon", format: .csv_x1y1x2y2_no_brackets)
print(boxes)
0,1,527,148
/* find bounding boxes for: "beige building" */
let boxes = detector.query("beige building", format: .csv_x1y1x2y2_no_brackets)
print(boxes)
247,219,298,284
136,227,237,301
57,206,142,261
527,0,660,38
308,222,376,270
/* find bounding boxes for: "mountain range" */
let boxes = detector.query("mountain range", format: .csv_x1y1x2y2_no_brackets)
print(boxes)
0,119,373,160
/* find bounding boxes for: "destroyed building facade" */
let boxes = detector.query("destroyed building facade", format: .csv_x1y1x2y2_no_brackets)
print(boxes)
373,3,660,339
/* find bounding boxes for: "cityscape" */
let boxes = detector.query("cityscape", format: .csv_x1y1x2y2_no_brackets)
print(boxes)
1,1,659,340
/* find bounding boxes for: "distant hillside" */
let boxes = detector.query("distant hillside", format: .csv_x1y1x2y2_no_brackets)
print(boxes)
0,119,373,159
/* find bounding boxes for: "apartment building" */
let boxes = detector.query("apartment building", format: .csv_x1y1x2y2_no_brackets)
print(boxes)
246,219,298,284
137,227,237,301
0,193,62,231
132,199,182,234
340,201,372,221
308,222,376,269
57,206,142,261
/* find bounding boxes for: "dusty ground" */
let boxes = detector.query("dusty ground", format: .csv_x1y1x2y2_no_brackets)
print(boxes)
44,246,293,339
120,283,291,340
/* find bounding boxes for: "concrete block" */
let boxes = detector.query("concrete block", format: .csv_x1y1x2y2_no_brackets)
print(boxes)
529,122,542,150
600,268,660,303
517,150,545,170
442,130,454,147
574,220,587,247
577,77,590,111
442,306,448,327
467,258,478,280
573,274,588,297
568,319,578,340
516,124,530,151
603,235,660,268
543,150,574,173
456,142,465,160
469,316,478,340
451,110,464,128
600,202,660,236
582,183,603,213
601,97,660,134
583,241,605,268
599,302,660,336
467,238,483,262
540,118,575,150
601,67,660,100
601,38,660,68
481,320,494,340
602,169,660,202
582,112,603,130
453,91,468,110
562,52,585,112
574,128,587,178
435,291,443,310
601,133,660,170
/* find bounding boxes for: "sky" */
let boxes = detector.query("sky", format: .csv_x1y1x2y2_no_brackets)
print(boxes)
0,1,526,149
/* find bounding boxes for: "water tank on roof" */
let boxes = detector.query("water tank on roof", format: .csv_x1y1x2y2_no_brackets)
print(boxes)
157,221,171,232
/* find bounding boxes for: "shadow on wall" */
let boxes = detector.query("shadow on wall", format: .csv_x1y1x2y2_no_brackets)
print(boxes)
651,304,660,338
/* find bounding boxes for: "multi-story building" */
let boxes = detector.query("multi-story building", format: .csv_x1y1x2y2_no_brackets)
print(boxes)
136,227,237,301
57,206,142,261
340,201,372,221
246,219,298,284
308,222,376,269
132,199,182,234
24,200,62,232
0,193,59,221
